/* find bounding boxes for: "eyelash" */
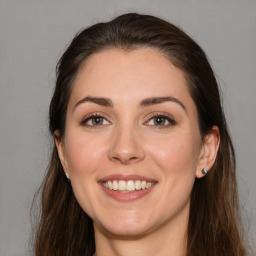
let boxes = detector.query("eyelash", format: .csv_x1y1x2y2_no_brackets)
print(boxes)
80,113,176,128
145,113,176,128
80,113,111,128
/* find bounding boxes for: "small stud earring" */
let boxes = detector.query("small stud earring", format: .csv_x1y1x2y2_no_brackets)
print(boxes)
202,168,208,175
65,173,70,180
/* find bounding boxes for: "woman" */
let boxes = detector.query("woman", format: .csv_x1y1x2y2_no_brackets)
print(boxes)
34,13,246,256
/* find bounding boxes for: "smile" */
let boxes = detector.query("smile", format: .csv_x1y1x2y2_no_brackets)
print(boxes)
102,180,155,192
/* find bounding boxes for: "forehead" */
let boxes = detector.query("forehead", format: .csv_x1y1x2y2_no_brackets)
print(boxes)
69,48,195,111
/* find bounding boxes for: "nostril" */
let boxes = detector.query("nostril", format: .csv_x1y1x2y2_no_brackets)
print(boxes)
110,155,143,165
130,156,139,161
108,130,145,163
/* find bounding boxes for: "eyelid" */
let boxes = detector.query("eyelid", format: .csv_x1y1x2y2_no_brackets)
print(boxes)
80,112,111,127
144,112,176,127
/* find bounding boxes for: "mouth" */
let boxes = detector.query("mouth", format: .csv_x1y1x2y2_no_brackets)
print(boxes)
98,174,157,201
102,180,155,193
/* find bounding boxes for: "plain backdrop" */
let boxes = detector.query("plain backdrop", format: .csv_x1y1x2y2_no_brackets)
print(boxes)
0,1,255,255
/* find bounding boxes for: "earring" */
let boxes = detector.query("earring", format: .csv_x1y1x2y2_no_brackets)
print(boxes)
202,168,208,175
65,173,70,180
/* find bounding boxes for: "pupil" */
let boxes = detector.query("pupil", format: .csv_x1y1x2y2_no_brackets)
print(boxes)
93,117,102,125
155,117,164,125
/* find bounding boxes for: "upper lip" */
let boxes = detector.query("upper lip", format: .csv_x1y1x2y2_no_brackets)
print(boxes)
98,174,157,183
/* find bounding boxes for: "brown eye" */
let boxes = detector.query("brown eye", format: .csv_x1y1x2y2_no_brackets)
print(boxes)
146,114,176,127
153,117,167,126
91,116,104,125
80,115,110,127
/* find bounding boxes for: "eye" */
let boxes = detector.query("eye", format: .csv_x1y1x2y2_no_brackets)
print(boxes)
146,114,176,127
80,114,111,127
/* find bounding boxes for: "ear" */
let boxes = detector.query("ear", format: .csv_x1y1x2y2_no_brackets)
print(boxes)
54,130,69,176
196,126,220,178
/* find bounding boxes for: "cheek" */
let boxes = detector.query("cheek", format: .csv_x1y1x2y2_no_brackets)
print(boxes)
138,133,200,224
147,132,201,178
63,133,109,217
64,132,108,176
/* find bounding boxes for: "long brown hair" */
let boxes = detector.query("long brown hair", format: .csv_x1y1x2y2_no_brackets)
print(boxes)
34,13,246,256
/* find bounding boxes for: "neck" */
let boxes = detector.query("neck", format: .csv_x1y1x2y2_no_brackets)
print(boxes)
93,208,188,256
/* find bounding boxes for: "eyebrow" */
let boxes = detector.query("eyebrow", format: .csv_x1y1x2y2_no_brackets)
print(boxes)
73,96,186,112
140,97,186,112
73,96,113,111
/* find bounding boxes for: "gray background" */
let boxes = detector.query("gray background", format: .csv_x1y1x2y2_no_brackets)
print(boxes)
0,0,255,255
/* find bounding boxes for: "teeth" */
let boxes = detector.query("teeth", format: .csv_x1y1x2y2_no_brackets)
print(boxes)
107,180,112,189
113,180,118,190
118,180,126,190
102,180,154,192
146,182,152,188
135,180,141,190
141,181,146,189
126,180,134,191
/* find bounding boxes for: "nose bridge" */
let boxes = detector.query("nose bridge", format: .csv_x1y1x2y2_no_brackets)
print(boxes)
108,120,145,164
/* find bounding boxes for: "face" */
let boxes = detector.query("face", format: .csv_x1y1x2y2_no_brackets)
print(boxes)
56,48,216,239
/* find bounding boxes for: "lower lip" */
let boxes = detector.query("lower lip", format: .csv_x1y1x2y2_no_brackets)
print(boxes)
99,183,156,201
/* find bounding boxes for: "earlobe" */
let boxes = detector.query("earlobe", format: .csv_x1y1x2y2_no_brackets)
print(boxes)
196,126,220,178
54,130,69,173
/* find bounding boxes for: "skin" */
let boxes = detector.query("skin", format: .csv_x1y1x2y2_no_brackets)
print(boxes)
55,48,220,256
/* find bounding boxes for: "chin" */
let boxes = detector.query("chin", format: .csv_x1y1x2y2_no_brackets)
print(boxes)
92,210,151,237
96,221,153,239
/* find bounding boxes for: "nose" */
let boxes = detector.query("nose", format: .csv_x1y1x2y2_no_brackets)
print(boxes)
108,124,145,164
